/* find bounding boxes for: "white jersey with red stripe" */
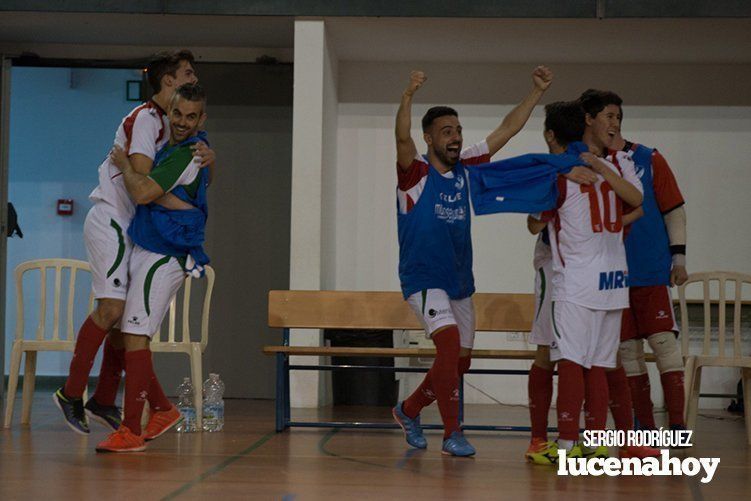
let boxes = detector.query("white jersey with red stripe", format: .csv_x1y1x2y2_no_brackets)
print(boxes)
547,151,642,310
89,100,169,219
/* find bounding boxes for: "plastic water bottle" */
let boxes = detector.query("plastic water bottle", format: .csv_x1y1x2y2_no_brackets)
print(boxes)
202,373,225,432
175,377,197,433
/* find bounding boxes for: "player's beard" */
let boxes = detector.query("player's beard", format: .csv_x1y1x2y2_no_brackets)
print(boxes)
435,144,460,167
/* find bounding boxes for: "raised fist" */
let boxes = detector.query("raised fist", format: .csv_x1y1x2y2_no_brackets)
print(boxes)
532,65,553,91
405,71,427,96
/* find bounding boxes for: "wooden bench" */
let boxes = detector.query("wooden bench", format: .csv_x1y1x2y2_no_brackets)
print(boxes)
264,290,655,432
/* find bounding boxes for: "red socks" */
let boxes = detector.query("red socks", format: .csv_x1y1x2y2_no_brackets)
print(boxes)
556,360,584,441
606,366,634,431
661,371,686,427
122,350,171,434
430,326,461,439
402,347,470,427
123,350,153,435
584,366,609,431
147,363,173,412
528,364,554,440
91,336,125,406
64,316,108,398
628,373,656,429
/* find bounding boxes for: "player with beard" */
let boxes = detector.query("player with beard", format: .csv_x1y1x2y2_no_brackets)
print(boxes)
391,66,553,456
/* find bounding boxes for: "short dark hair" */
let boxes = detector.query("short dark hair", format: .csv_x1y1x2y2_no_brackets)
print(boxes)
146,50,195,93
170,83,207,109
544,100,585,147
422,106,458,132
578,89,623,120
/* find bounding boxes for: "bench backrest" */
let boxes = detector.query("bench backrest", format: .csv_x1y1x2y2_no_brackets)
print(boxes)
268,290,535,332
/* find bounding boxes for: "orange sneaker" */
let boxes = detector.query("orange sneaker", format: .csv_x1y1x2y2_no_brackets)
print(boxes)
143,405,183,441
96,425,146,453
525,437,549,458
620,445,661,458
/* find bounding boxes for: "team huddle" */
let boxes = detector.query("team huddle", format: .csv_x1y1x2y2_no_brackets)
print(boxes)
392,67,687,460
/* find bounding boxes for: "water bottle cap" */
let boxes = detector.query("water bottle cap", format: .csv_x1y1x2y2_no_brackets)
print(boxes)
210,373,219,380
183,377,191,382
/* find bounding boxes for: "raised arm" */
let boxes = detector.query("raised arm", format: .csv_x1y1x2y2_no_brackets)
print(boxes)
111,145,165,205
485,66,553,157
395,71,426,170
580,152,643,208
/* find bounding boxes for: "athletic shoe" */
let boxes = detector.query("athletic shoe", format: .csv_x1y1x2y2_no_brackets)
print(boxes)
581,444,609,458
96,425,146,453
52,388,89,435
527,440,558,465
441,431,476,457
620,445,660,458
143,405,183,441
525,437,549,460
84,398,122,431
392,402,427,449
527,440,582,465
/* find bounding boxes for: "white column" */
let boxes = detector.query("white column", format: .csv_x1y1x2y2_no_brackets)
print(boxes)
289,19,338,407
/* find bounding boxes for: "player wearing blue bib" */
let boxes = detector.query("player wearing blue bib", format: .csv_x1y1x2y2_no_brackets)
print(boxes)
391,67,553,457
607,117,687,432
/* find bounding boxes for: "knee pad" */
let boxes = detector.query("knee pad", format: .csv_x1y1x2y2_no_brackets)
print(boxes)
647,331,683,374
619,339,648,376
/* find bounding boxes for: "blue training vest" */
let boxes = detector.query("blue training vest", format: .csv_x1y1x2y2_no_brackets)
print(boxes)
397,159,474,300
624,143,672,286
128,132,210,269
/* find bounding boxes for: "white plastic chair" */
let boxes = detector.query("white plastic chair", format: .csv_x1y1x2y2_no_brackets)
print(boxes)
678,271,751,445
3,259,94,428
150,265,215,428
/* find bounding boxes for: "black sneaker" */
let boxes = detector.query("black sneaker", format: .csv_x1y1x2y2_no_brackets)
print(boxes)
52,388,89,435
84,398,122,431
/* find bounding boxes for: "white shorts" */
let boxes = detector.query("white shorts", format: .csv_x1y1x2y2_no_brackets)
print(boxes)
406,289,475,349
84,203,133,301
121,245,185,337
550,301,622,369
528,261,553,346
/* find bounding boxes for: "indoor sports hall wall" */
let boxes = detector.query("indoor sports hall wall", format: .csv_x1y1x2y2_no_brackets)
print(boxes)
4,66,141,376
327,63,751,408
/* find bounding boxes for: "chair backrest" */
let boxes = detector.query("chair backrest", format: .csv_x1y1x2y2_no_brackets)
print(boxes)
152,265,215,351
678,271,751,358
14,259,94,342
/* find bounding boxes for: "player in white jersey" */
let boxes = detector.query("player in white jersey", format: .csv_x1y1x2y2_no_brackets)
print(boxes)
526,98,652,464
525,101,599,461
54,50,213,435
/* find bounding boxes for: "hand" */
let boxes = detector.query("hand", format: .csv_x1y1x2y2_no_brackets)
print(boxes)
532,65,553,91
670,265,688,287
564,166,598,185
192,142,215,168
579,152,608,175
109,145,129,171
404,71,426,97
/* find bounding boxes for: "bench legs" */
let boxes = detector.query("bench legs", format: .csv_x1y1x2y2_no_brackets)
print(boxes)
275,352,289,432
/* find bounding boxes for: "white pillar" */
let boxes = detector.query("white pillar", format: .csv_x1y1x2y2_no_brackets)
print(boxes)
289,19,338,407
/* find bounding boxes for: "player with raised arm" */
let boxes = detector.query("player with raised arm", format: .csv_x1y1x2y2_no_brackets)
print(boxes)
391,66,553,456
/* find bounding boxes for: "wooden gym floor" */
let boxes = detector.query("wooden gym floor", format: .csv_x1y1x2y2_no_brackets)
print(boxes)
1,393,749,500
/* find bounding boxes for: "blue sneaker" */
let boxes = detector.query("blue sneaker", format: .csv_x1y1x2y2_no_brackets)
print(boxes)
441,431,476,457
392,402,427,449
